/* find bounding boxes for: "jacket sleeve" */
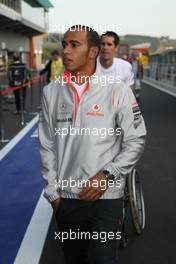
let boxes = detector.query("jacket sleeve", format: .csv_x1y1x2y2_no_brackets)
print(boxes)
127,63,134,86
103,87,147,179
38,86,60,202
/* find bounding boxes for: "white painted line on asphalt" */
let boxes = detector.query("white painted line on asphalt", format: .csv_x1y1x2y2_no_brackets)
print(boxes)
142,80,176,97
0,115,39,160
14,192,53,264
0,113,52,263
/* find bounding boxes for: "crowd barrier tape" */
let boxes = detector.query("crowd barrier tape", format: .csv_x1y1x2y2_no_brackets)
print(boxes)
0,74,43,140
0,75,41,95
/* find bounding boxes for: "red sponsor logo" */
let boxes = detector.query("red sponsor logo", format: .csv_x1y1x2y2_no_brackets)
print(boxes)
86,112,104,116
131,100,138,107
92,104,101,112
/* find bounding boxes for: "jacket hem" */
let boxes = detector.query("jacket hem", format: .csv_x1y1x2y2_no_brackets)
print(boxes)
59,190,124,199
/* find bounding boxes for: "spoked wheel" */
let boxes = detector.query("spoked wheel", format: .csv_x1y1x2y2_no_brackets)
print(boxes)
127,169,145,234
120,230,128,248
120,186,129,248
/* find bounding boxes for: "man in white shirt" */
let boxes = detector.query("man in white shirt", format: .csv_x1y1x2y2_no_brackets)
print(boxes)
130,53,143,100
97,31,134,87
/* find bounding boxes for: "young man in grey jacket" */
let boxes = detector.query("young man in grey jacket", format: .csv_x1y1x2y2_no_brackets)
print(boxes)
39,25,146,264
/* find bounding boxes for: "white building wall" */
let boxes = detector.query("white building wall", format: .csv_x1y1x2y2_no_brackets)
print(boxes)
21,1,46,30
0,3,21,20
0,29,29,52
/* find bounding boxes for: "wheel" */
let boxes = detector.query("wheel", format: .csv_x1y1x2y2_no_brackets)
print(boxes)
127,169,145,234
120,231,128,248
119,186,129,248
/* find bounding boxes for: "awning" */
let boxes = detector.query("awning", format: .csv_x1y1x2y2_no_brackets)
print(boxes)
130,43,151,49
36,0,53,8
24,0,53,8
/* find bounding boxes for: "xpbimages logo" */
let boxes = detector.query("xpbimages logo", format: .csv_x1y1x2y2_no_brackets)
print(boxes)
54,229,122,243
54,178,122,191
54,73,122,86
54,126,122,139
52,23,122,33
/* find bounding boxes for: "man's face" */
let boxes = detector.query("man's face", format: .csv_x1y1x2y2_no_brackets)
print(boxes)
52,54,59,61
62,30,90,72
100,35,117,60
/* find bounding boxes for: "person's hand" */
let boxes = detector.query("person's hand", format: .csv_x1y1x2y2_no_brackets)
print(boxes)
78,172,108,201
51,198,61,213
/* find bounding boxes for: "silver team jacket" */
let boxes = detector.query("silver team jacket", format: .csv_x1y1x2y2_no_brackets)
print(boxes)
38,68,147,203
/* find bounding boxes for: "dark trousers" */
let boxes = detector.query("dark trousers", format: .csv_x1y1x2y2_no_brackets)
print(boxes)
13,87,26,112
55,198,123,264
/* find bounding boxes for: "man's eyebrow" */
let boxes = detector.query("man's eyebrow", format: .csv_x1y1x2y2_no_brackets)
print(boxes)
69,40,81,44
101,41,113,45
62,39,81,45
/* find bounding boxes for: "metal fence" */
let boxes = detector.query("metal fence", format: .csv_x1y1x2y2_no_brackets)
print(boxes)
0,0,21,13
144,63,176,87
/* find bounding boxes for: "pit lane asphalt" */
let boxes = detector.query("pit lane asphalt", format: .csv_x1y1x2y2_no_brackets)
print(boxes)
40,82,176,264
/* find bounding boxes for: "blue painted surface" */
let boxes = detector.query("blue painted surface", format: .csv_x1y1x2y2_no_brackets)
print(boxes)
0,125,43,264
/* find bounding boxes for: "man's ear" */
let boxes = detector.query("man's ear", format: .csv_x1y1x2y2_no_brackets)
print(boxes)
89,47,99,60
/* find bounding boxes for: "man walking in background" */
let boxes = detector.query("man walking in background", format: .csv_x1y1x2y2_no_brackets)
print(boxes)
97,31,134,87
40,50,63,83
8,54,28,115
130,53,143,101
